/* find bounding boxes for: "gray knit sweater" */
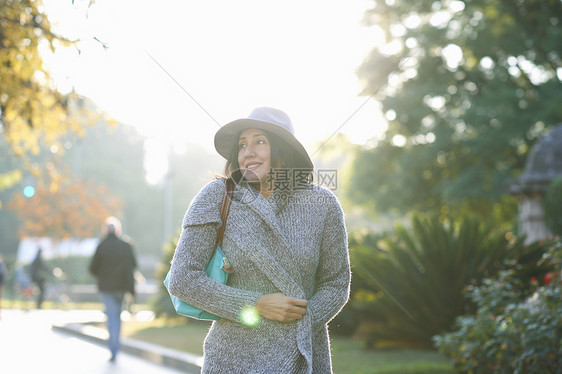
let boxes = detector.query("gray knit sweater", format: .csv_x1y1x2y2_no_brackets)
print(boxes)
168,178,350,373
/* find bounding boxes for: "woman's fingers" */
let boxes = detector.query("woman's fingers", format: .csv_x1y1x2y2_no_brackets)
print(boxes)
289,297,308,308
290,304,307,316
256,293,308,322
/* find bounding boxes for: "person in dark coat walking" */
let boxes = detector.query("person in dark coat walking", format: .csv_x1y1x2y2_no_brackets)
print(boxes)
89,217,137,362
30,248,49,309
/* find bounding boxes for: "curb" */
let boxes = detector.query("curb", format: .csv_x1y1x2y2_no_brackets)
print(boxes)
52,322,203,373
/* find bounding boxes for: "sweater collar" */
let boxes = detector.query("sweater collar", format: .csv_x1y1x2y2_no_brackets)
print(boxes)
233,183,290,214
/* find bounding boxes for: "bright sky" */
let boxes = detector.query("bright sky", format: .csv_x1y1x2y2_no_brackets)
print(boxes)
41,0,386,181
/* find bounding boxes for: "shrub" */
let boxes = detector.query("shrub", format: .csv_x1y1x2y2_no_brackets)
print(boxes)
348,214,539,348
150,234,179,318
434,237,562,373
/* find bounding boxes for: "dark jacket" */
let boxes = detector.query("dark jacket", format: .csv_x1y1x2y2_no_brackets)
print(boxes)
30,252,49,283
89,233,137,294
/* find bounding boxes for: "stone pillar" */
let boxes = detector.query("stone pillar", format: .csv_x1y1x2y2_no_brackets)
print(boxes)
517,194,551,244
510,124,562,244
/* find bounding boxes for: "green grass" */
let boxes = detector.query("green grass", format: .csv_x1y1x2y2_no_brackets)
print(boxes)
123,318,212,356
120,317,455,374
330,338,454,374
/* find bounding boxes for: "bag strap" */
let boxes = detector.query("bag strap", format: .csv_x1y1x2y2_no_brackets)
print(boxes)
215,178,234,249
211,178,234,273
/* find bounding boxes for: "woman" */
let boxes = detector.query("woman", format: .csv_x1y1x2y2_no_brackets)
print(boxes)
168,107,350,373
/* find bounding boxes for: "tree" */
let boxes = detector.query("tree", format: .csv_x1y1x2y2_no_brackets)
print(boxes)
349,0,562,218
7,178,121,238
64,120,224,255
63,120,164,254
1,1,79,152
0,1,102,191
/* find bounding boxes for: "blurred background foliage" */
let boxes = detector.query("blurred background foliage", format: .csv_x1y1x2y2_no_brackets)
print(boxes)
1,116,223,258
348,0,562,222
434,238,561,373
342,215,548,348
1,0,78,155
150,234,179,318
7,178,122,238
335,0,562,355
1,0,562,361
0,0,109,184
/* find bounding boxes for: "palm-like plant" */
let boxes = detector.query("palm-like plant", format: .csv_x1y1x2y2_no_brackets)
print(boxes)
349,214,534,348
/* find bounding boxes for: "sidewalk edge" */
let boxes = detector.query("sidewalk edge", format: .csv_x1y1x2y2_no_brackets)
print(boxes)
52,323,203,372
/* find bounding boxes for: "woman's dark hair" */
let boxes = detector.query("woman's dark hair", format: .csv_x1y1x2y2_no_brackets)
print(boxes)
223,130,313,186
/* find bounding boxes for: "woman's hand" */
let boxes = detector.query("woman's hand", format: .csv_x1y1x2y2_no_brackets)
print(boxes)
256,293,308,322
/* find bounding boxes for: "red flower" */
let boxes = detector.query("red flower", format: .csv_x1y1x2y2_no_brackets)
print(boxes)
489,315,495,321
530,276,538,285
544,272,558,285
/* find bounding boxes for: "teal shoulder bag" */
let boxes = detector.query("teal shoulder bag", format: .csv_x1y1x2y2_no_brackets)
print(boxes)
163,178,234,320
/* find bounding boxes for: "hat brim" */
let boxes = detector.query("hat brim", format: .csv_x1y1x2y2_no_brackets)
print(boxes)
214,118,314,170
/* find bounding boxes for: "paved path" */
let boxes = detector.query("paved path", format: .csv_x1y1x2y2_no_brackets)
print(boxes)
0,309,194,374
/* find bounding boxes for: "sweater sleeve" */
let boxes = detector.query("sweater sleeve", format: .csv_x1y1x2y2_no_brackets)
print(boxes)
306,195,351,328
167,180,261,322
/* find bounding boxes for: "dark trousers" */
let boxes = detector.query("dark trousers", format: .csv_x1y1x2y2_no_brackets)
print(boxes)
35,280,45,309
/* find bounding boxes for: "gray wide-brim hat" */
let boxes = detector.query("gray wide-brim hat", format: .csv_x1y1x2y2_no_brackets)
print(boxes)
214,107,314,170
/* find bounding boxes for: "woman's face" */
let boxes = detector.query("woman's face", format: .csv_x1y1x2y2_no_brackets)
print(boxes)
237,128,271,182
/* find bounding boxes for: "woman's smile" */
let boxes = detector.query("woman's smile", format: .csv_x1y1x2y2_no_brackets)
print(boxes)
245,162,263,170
